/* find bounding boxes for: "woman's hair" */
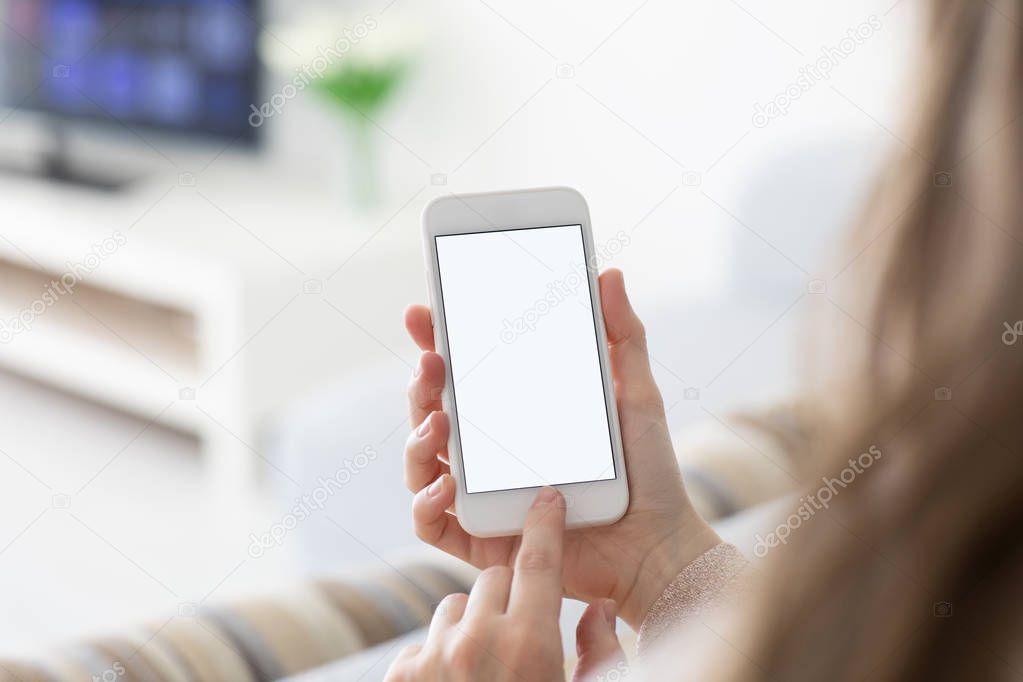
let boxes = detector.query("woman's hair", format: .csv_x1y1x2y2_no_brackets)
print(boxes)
734,2,1023,680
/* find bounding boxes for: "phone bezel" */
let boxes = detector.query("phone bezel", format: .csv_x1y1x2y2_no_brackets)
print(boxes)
421,186,629,537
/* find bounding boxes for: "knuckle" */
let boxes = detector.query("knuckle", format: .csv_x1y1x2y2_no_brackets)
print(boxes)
641,388,665,413
435,592,467,616
413,509,441,545
623,384,664,414
612,318,646,348
384,646,422,682
479,565,512,583
516,548,554,573
406,377,423,406
456,616,488,641
507,626,546,659
632,318,647,343
445,637,480,671
403,433,423,464
404,433,432,467
407,376,443,410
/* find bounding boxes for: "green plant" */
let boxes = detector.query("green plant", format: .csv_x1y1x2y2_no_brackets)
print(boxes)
312,60,407,120
311,60,408,208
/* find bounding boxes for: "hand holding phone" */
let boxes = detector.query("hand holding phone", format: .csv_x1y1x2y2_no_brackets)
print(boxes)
405,188,720,629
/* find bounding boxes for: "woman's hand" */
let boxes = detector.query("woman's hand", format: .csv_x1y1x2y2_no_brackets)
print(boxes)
384,488,625,682
403,268,720,630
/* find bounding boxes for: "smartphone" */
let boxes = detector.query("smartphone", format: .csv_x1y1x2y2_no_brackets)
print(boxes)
421,187,628,537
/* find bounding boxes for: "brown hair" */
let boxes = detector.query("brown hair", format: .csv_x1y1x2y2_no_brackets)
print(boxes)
734,2,1023,680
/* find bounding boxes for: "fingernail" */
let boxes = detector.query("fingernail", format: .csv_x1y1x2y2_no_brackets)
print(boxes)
603,599,617,626
417,413,432,437
427,476,446,497
534,486,558,506
413,361,422,378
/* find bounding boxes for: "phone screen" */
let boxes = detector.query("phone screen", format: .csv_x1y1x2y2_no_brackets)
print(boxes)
435,224,616,494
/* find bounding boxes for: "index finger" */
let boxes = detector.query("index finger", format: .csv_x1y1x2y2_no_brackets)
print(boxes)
508,487,566,622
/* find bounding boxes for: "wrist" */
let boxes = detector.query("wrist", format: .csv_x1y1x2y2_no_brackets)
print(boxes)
618,515,721,630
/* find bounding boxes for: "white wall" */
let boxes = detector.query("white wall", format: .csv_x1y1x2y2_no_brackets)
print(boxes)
267,0,922,302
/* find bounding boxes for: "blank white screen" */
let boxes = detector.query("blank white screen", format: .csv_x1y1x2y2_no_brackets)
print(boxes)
435,224,616,494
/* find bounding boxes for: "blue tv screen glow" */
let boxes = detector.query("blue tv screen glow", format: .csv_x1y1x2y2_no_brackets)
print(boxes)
1,0,260,143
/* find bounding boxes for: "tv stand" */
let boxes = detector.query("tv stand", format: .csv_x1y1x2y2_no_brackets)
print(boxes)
0,170,420,495
0,122,138,192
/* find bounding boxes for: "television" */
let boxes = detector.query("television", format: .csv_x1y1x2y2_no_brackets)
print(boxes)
0,0,261,183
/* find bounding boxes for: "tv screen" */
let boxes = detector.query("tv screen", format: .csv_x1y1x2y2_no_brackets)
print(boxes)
1,0,260,143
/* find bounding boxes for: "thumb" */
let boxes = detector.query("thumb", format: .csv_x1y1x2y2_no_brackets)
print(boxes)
599,269,660,406
573,599,626,682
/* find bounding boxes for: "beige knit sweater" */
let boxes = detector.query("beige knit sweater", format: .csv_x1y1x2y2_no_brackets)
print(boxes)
636,542,750,656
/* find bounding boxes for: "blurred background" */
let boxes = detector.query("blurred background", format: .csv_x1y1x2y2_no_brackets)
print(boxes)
0,0,920,666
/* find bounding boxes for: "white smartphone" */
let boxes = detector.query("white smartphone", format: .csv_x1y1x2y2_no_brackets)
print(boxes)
421,187,629,537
